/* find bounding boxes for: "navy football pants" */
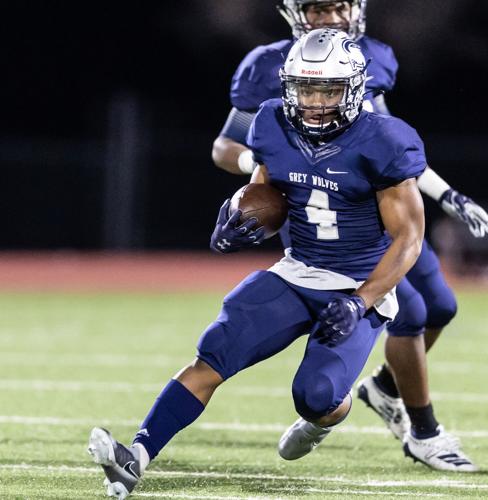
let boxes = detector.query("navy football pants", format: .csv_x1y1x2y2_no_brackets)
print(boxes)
197,271,385,420
388,240,457,336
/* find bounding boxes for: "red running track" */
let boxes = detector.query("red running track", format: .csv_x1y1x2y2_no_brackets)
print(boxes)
0,251,484,292
0,251,282,292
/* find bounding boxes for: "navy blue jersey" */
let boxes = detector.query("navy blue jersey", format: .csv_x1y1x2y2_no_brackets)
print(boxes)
230,36,398,112
360,36,398,95
231,39,294,112
247,99,425,280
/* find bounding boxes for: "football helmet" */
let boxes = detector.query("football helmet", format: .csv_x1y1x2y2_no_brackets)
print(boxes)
280,29,366,139
279,0,367,40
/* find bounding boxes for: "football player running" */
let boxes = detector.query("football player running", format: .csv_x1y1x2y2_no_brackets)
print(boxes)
212,0,483,472
89,30,433,498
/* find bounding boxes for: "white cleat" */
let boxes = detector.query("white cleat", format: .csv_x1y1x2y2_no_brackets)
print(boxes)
357,375,410,440
103,477,130,499
403,426,479,472
278,417,331,460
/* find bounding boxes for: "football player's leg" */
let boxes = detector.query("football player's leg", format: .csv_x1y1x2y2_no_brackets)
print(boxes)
384,278,429,407
89,371,215,498
279,305,385,460
400,242,477,471
357,277,427,440
406,239,457,351
197,270,311,379
136,270,310,457
89,271,312,496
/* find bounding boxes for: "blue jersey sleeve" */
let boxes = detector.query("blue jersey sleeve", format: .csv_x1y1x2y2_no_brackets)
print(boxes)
359,36,399,94
219,107,256,144
230,40,293,112
368,117,426,190
246,104,267,164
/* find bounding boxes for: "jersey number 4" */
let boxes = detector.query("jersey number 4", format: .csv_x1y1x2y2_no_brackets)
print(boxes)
305,189,339,240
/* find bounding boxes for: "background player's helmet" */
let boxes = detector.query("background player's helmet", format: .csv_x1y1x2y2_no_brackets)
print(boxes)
280,29,366,139
279,0,367,40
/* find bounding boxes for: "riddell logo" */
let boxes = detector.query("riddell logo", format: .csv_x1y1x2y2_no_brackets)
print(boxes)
301,69,323,75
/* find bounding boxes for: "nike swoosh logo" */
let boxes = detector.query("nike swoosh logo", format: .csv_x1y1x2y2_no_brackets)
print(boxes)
123,461,139,479
326,167,348,174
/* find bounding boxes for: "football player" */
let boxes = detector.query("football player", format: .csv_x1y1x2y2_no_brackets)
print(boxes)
89,30,443,498
212,0,486,471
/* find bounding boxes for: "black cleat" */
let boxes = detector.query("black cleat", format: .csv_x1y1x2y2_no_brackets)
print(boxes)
88,427,142,499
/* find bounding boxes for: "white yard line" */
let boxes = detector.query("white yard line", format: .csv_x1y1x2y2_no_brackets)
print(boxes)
1,378,488,405
0,464,486,492
135,493,277,500
0,415,141,427
429,391,488,403
198,422,488,439
0,379,162,393
135,489,444,499
430,361,488,374
135,495,275,500
277,487,444,497
0,415,487,438
0,352,186,367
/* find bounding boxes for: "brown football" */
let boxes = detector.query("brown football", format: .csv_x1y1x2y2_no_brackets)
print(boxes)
229,183,288,239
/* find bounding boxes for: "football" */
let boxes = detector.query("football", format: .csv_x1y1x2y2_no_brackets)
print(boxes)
229,183,288,239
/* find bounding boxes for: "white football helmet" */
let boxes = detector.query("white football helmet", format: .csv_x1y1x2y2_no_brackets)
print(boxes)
280,29,366,138
279,0,367,40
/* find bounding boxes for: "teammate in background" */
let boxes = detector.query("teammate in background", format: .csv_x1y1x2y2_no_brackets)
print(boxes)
212,0,486,471
88,30,440,498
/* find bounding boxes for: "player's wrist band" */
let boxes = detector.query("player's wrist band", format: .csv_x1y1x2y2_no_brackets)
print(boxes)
237,149,257,175
416,167,451,202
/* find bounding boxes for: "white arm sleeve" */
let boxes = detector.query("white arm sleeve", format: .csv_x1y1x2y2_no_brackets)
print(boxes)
373,94,391,115
237,149,257,174
417,167,451,201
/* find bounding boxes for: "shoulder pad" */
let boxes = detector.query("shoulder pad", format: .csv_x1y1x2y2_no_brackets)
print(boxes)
357,113,426,189
246,98,285,160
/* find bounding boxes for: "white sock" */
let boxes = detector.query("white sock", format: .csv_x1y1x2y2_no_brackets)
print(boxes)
132,443,150,472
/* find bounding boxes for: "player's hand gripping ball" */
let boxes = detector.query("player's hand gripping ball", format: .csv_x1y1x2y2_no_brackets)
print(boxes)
229,183,288,239
210,199,266,254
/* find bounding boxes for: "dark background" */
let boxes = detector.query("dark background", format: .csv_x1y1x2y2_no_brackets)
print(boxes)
1,0,487,251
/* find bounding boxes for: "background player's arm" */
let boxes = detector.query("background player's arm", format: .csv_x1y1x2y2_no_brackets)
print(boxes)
372,94,391,115
355,178,424,309
212,108,257,175
417,166,488,237
372,93,488,237
212,136,250,175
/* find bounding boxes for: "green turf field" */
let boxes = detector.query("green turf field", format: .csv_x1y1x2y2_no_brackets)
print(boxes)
0,290,487,499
